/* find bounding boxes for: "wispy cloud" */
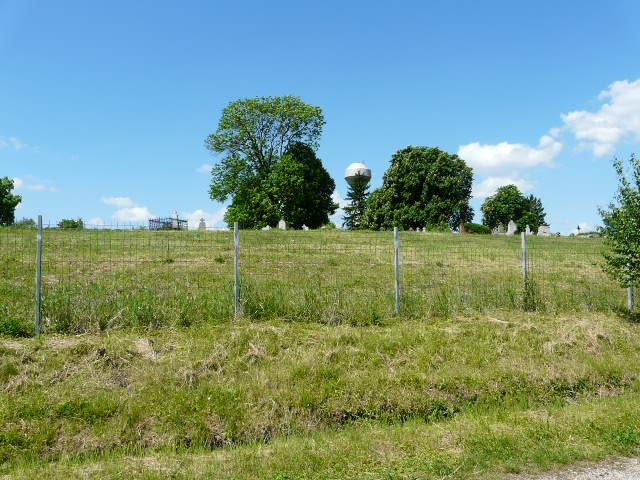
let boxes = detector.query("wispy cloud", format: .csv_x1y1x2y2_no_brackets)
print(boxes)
13,177,58,192
0,136,29,150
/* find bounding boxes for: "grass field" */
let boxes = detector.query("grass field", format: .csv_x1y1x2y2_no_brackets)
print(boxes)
1,228,638,478
0,228,626,335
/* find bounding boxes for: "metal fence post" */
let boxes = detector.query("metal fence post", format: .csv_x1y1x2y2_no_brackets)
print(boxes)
628,286,634,312
35,215,43,334
394,226,400,315
521,231,529,311
234,222,240,317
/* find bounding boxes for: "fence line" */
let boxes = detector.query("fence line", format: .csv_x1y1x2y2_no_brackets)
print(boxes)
0,219,633,336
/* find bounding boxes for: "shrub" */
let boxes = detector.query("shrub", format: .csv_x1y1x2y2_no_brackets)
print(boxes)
57,218,84,229
463,222,491,234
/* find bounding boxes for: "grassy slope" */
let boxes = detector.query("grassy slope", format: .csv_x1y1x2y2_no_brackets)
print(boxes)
2,312,640,478
0,229,626,335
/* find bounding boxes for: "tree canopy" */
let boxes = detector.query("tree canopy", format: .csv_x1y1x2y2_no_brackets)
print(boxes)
599,154,640,288
207,96,325,203
480,185,546,232
0,177,21,226
206,96,331,228
271,143,337,229
362,146,473,230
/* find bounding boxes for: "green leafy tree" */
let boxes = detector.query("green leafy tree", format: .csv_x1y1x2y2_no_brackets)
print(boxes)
481,185,546,232
599,154,640,288
57,218,84,229
0,177,21,226
206,96,325,228
271,143,337,229
342,174,370,230
362,146,473,230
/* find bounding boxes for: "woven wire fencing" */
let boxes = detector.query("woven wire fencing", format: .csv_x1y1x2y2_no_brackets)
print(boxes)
0,222,628,335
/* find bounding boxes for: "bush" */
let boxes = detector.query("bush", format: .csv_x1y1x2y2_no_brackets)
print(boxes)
58,218,84,229
12,218,36,229
462,222,491,234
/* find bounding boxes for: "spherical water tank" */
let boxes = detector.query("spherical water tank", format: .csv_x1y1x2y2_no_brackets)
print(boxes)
344,162,371,186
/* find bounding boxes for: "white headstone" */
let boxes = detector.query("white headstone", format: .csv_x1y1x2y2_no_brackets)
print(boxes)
506,220,517,236
262,225,272,231
525,225,531,235
408,227,414,232
198,218,206,231
492,224,506,235
302,224,309,231
278,219,287,230
537,225,551,237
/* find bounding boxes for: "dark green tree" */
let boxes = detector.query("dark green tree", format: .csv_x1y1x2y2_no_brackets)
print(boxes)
481,185,546,232
0,177,21,226
599,154,640,288
206,96,325,228
362,146,473,230
271,143,337,229
342,174,370,230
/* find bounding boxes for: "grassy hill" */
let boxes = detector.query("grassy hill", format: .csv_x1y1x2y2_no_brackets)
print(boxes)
1,229,639,478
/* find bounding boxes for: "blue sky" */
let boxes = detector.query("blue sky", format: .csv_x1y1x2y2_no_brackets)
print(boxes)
2,0,640,233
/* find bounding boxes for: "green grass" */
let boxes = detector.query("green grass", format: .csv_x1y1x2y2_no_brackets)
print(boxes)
0,228,626,335
1,312,640,477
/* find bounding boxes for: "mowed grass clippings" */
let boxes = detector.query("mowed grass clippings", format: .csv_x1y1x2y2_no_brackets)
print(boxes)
0,312,639,476
0,228,626,336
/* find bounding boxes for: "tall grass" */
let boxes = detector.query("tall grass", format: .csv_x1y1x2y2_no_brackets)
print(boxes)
0,227,625,335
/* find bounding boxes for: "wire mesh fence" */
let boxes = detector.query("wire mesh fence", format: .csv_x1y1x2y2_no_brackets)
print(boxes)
0,220,629,336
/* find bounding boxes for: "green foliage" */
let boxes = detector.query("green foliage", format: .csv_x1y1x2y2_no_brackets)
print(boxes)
481,185,546,232
342,175,370,230
271,143,337,229
599,154,640,288
462,222,491,234
0,177,21,226
12,218,36,229
362,146,473,230
57,218,84,230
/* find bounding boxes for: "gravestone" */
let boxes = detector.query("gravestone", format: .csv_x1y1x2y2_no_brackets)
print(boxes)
278,219,287,230
492,224,506,235
525,225,531,235
538,225,551,236
408,227,414,232
262,225,272,231
198,218,206,231
506,220,517,236
302,224,309,231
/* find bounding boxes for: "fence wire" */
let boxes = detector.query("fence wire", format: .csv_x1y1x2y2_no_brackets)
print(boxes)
0,224,627,335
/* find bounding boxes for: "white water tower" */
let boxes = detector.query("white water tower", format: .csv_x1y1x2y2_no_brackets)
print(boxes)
344,162,372,186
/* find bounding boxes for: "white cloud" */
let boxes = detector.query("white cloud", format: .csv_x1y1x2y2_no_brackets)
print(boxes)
102,196,136,208
458,134,562,174
330,191,348,227
13,177,24,188
102,196,153,222
182,208,228,229
112,206,153,222
196,163,213,174
561,79,640,157
89,217,105,226
472,176,534,198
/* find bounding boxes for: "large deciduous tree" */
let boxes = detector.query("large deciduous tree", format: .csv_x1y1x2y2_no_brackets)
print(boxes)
0,177,21,226
271,143,337,229
362,146,473,230
599,154,640,289
205,96,326,228
481,185,546,232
